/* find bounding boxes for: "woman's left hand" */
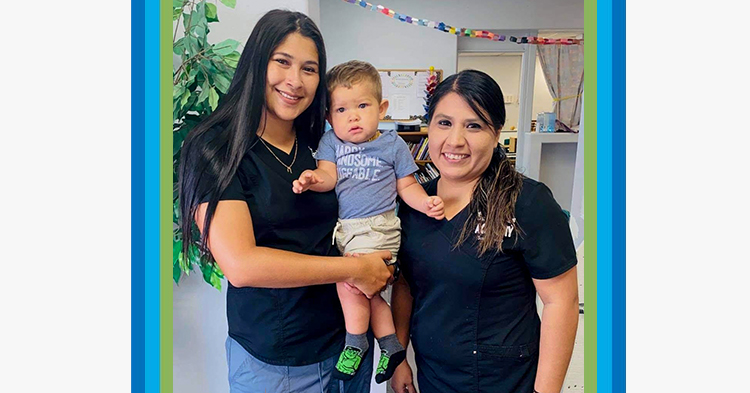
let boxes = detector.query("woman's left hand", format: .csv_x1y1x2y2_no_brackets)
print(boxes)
391,360,416,393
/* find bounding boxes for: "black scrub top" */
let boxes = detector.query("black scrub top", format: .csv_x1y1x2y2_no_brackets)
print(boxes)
202,126,345,366
399,178,577,393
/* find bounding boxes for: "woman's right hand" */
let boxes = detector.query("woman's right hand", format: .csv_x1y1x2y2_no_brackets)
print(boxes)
350,250,393,298
391,360,416,393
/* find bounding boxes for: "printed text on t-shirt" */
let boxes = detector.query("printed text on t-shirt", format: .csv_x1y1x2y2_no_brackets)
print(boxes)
336,145,384,181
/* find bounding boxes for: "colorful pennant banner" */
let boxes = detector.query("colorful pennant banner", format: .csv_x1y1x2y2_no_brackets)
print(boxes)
341,0,583,45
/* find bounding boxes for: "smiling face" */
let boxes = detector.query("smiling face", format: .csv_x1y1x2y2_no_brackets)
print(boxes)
328,82,389,144
264,32,320,127
428,92,499,185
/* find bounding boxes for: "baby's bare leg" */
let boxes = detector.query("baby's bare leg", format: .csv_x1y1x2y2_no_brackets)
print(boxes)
333,282,371,380
370,295,395,339
337,282,370,334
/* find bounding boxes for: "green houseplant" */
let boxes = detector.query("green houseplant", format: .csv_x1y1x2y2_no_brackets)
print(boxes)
172,0,240,290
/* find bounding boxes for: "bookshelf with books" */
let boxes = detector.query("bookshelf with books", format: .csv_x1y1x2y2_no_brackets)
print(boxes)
398,130,439,184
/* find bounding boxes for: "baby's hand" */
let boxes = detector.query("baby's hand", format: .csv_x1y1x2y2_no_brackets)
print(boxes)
292,170,323,194
424,196,445,220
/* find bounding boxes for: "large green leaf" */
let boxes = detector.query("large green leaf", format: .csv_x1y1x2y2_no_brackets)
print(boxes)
173,101,182,122
193,20,208,43
173,0,184,8
223,52,240,69
197,80,210,104
213,72,231,94
173,199,181,223
185,35,200,58
180,89,191,107
209,268,223,290
187,64,200,85
199,261,223,291
191,2,208,41
212,39,239,56
179,247,192,275
173,37,185,56
173,7,182,21
173,263,182,284
184,90,198,110
199,58,218,77
173,82,186,100
208,87,219,111
200,263,211,281
206,3,218,22
210,56,232,75
173,240,183,264
182,11,192,31
219,0,236,9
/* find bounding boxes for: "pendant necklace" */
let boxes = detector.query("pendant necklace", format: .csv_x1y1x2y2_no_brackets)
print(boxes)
259,136,298,174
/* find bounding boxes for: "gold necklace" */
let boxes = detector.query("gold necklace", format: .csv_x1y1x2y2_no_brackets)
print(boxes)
259,136,298,174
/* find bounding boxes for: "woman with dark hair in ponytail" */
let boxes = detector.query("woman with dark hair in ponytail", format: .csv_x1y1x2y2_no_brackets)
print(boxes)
178,9,391,393
389,70,579,393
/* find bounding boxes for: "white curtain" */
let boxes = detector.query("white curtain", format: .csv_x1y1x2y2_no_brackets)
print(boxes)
537,44,584,130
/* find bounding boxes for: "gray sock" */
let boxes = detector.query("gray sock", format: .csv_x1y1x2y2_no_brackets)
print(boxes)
345,332,369,353
376,334,404,356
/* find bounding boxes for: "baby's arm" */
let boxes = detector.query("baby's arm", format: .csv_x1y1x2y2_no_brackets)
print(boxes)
396,176,445,220
292,160,338,193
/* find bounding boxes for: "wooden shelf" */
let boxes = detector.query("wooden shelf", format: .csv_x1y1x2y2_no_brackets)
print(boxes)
398,131,428,136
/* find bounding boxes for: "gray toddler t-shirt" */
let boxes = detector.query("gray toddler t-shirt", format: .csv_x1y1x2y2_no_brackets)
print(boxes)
315,129,419,219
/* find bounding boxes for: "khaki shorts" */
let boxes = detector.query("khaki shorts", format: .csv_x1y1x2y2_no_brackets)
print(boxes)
334,209,401,263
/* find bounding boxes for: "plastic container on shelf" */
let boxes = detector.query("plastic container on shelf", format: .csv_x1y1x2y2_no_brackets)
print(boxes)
536,112,556,133
536,113,546,133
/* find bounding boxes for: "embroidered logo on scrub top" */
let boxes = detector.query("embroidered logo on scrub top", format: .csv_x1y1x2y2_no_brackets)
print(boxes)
474,214,517,240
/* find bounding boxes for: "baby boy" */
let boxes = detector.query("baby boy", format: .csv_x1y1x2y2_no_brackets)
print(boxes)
292,60,444,383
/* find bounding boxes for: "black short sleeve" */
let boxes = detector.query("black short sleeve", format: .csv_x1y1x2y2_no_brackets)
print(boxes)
206,170,245,203
197,171,245,204
517,181,577,279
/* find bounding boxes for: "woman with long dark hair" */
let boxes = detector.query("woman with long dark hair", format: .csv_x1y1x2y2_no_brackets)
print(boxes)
390,70,579,393
178,10,392,392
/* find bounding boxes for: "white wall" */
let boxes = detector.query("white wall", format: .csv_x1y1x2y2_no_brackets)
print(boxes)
322,0,582,35
173,272,229,393
455,53,553,144
319,0,458,75
320,0,583,77
456,38,555,125
539,142,578,211
202,0,309,47
458,54,523,130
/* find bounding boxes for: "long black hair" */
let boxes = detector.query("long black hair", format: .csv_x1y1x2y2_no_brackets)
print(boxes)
427,69,524,255
178,10,327,260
